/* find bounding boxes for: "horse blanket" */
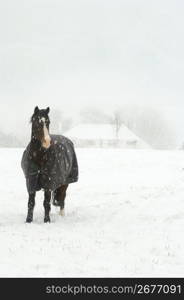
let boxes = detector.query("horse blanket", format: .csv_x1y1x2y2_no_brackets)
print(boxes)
21,135,78,193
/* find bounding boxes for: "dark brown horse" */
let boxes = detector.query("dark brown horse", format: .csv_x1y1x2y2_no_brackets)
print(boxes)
21,106,78,223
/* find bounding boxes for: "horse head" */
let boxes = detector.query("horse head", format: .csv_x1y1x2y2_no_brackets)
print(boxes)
31,106,51,148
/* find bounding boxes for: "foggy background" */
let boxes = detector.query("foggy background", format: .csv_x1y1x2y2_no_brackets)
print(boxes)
0,0,184,148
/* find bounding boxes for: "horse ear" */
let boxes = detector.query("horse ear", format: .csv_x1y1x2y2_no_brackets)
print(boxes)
46,107,50,114
34,106,39,114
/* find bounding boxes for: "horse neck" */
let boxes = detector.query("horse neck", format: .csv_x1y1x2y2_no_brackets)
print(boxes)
29,138,49,167
31,127,39,145
30,136,41,156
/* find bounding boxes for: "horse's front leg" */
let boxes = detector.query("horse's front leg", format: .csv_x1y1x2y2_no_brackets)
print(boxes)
43,190,51,223
26,192,36,223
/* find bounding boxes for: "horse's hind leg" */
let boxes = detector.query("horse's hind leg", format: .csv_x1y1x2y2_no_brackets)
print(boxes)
57,184,68,216
43,190,51,223
26,192,36,223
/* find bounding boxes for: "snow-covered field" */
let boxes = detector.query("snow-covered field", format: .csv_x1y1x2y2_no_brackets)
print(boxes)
0,147,184,277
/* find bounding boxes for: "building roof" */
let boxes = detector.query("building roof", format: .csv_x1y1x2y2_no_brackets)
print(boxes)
64,123,151,148
65,123,149,144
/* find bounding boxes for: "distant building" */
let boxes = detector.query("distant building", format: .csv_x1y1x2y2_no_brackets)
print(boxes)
64,123,151,148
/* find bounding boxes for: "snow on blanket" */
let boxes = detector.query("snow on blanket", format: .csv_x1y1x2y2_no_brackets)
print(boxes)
0,148,184,277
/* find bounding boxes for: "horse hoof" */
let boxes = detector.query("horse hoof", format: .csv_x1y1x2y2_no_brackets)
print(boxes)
26,218,32,223
44,217,50,223
59,209,65,216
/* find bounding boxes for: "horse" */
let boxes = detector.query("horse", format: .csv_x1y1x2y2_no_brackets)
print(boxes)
21,106,78,223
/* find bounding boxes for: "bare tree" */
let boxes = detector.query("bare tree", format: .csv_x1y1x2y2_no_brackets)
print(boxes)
112,110,123,139
111,105,176,149
133,107,176,149
111,106,134,139
80,107,111,124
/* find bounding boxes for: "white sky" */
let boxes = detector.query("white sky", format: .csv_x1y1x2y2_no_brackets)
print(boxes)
0,0,184,143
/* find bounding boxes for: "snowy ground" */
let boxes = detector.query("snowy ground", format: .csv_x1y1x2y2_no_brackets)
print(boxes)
0,147,184,277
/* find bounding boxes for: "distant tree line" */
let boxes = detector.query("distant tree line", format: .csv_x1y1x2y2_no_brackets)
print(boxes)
0,131,24,148
0,105,177,149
